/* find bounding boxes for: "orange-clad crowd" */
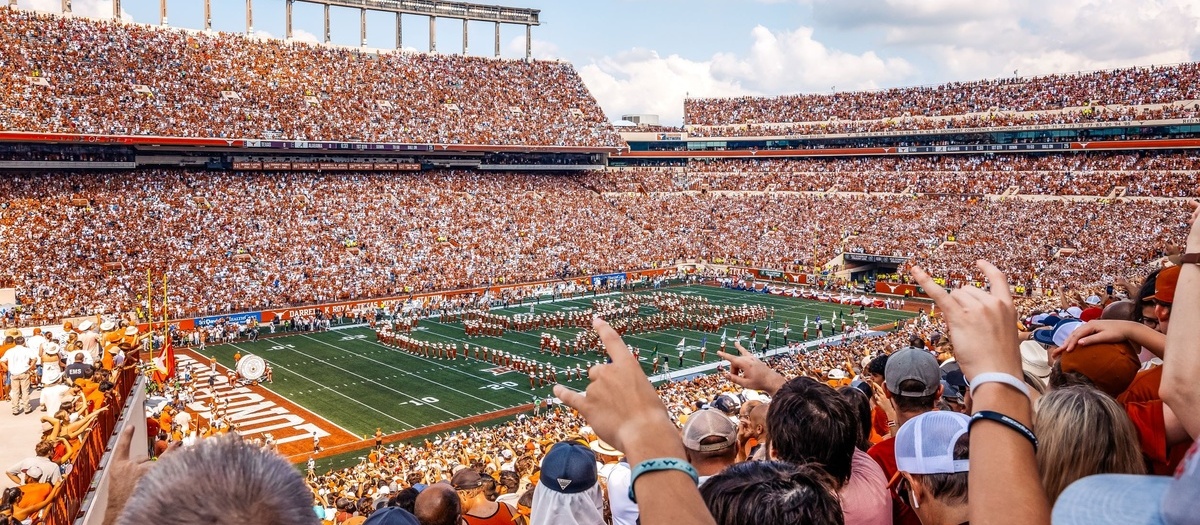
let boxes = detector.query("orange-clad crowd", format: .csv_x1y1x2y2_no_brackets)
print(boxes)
587,153,1200,196
0,164,1188,328
685,62,1200,129
0,10,620,148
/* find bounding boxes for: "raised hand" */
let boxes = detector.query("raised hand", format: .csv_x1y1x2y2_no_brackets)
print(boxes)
716,341,786,395
910,260,1021,381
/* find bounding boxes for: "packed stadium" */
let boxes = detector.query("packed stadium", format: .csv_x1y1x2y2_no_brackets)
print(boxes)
1,1,1199,524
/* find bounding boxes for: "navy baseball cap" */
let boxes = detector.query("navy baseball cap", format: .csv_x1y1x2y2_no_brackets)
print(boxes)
363,507,420,525
539,441,597,494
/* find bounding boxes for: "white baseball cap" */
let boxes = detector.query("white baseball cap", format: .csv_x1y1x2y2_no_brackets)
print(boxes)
895,411,971,475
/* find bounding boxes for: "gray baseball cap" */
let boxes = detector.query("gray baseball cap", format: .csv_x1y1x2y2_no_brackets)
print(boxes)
884,347,941,397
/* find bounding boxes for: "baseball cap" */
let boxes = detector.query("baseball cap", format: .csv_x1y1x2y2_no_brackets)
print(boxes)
1085,295,1103,306
23,465,44,480
895,411,971,475
362,507,420,525
1033,319,1083,347
539,441,597,494
710,394,740,415
681,409,737,452
1065,306,1084,319
885,348,941,397
1147,266,1180,304
450,469,483,490
1081,307,1104,322
1059,341,1140,398
1052,441,1199,525
940,380,963,403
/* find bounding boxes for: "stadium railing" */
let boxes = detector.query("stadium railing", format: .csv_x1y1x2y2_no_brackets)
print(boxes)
43,349,141,525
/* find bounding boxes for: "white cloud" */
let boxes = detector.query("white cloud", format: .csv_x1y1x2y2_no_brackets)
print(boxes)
577,25,914,125
808,0,1200,79
578,49,751,125
506,34,558,60
290,28,320,43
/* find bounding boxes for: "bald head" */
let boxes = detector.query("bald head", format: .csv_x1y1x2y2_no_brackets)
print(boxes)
1101,300,1137,321
415,482,461,525
739,399,763,419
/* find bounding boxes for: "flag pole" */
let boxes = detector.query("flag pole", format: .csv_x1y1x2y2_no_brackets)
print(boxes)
162,273,169,341
146,269,153,334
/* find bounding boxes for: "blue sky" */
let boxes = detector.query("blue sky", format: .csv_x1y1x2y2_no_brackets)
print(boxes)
20,0,1200,124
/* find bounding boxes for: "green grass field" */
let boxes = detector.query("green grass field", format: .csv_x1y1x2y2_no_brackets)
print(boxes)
192,284,915,444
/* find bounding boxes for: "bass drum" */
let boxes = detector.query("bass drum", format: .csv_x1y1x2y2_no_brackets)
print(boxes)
236,354,266,381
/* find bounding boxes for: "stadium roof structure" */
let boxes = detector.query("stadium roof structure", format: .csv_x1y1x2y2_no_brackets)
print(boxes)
317,0,540,25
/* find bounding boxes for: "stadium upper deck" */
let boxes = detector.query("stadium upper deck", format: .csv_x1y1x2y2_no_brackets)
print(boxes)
0,9,620,148
683,63,1200,137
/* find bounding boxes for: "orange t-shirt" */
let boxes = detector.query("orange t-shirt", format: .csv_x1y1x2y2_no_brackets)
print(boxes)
1117,366,1162,404
464,503,515,525
18,482,52,508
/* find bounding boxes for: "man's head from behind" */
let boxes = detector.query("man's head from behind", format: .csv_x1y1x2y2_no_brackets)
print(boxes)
700,460,844,525
884,348,942,414
116,435,318,525
414,483,461,525
682,409,739,473
894,411,971,522
766,378,858,487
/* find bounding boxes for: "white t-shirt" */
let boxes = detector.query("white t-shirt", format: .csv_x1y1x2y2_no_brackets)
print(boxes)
1,345,37,375
604,462,638,525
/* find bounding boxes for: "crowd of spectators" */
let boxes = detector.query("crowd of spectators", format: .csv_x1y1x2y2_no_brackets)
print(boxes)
0,9,621,148
1,164,1191,327
685,62,1200,127
586,153,1200,196
685,102,1200,138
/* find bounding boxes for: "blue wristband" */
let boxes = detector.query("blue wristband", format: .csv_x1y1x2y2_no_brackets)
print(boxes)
628,457,699,503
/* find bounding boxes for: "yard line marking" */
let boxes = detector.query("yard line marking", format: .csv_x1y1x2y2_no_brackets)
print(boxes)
225,342,415,431
295,334,508,411
279,342,471,421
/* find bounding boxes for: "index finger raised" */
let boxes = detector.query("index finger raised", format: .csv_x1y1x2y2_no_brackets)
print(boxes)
975,260,1013,305
593,317,633,365
910,265,953,306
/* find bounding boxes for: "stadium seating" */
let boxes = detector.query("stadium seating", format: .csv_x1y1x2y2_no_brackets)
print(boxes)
685,62,1200,133
0,10,620,148
0,163,1187,328
587,153,1200,196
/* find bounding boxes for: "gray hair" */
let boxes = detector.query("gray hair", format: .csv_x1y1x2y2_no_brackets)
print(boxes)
117,435,318,525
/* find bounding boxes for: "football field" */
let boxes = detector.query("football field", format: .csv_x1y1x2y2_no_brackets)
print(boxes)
190,284,916,452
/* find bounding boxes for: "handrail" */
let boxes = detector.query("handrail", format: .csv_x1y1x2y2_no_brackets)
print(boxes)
42,350,140,525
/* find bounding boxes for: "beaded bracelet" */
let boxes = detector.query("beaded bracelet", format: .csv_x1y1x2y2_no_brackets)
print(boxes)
628,457,700,503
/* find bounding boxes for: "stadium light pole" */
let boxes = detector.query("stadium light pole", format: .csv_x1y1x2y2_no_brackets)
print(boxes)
205,0,212,30
462,18,468,55
246,0,253,35
324,4,331,43
494,21,500,57
159,0,166,25
61,0,70,14
525,24,531,60
361,7,367,47
396,12,403,49
429,15,437,53
112,0,119,19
